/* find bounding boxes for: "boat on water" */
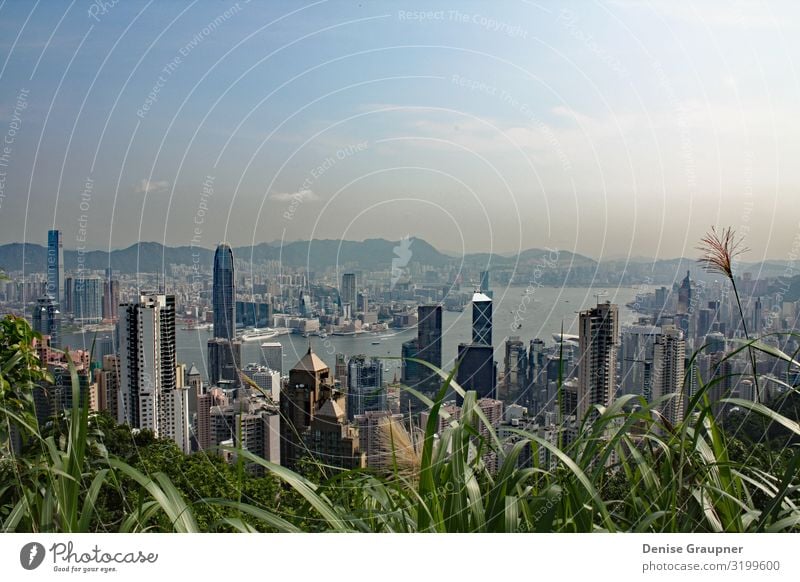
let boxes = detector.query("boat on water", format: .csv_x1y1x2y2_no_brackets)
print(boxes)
181,322,213,331
371,341,381,345
332,331,356,336
240,327,288,342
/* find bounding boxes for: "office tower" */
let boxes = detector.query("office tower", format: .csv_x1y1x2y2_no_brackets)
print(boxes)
654,286,667,311
456,343,496,400
260,341,283,375
280,346,332,469
355,410,405,470
31,296,61,349
117,293,189,451
472,292,492,346
298,289,310,317
620,324,661,398
677,271,692,314
401,338,420,387
207,338,242,388
213,243,236,341
347,355,385,419
340,272,356,314
697,308,714,341
577,302,619,421
480,270,491,296
502,337,527,402
752,297,762,335
417,304,442,392
102,271,119,322
652,325,686,424
63,276,73,313
72,276,104,323
46,229,64,304
527,338,546,412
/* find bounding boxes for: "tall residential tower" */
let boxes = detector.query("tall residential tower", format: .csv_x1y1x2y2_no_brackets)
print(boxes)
577,302,619,421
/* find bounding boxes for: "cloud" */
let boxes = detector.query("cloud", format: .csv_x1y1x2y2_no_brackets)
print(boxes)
268,189,318,202
135,179,170,194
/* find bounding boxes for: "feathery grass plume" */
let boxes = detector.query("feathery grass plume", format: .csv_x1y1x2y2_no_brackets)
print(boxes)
376,415,421,478
696,225,759,402
696,226,749,279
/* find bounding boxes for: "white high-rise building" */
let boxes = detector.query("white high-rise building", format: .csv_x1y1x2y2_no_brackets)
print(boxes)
652,325,686,425
259,342,283,375
244,363,281,402
577,302,619,421
117,293,189,451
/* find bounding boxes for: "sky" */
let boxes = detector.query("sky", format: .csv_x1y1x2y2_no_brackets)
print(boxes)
0,0,798,261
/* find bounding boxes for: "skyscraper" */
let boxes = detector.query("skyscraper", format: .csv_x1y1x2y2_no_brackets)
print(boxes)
31,296,61,349
102,269,119,322
502,337,527,402
347,355,385,419
417,304,442,392
620,323,661,398
341,272,356,314
677,270,692,314
117,293,189,451
472,291,492,346
213,243,236,341
71,276,104,323
652,325,686,424
752,296,762,335
259,341,283,375
456,343,496,400
46,229,64,304
577,302,619,421
207,337,242,388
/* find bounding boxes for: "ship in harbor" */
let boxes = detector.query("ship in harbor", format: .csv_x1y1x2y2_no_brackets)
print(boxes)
181,322,213,331
239,327,290,342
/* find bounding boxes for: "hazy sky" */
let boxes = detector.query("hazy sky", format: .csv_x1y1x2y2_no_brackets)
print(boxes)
0,0,798,261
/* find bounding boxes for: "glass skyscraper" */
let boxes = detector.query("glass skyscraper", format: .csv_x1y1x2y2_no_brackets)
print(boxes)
472,292,492,346
46,229,64,303
417,304,442,392
212,243,236,341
